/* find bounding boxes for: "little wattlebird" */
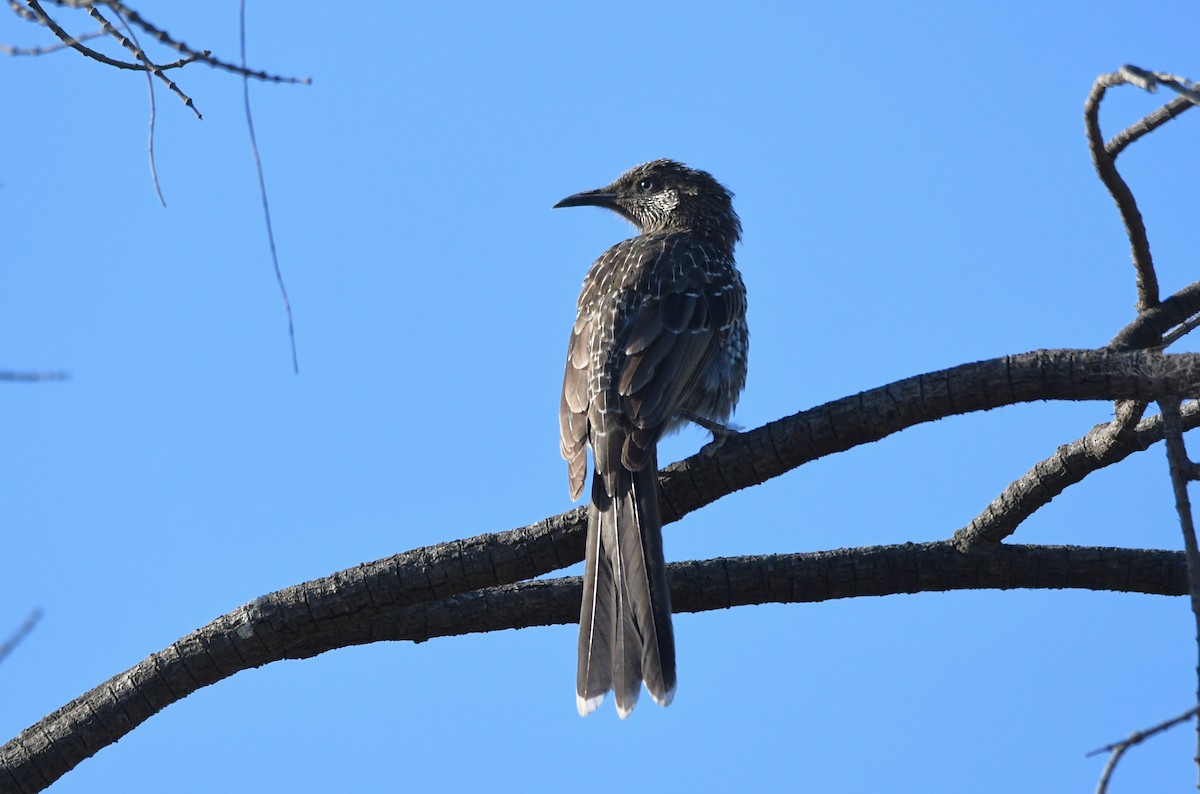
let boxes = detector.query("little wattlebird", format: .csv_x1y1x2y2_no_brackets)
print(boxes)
555,159,748,717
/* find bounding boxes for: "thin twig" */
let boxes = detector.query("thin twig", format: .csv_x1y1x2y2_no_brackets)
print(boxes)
1163,316,1200,351
240,0,298,374
102,0,312,84
1091,705,1200,794
0,370,68,381
7,0,37,23
24,0,141,68
108,5,165,205
82,3,201,120
23,0,199,73
1160,398,1200,788
1107,95,1196,158
1120,65,1200,106
0,607,43,665
0,26,104,55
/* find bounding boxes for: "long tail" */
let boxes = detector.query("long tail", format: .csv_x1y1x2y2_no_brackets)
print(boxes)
576,452,676,718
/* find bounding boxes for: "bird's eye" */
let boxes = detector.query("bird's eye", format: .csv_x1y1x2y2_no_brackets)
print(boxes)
637,178,656,193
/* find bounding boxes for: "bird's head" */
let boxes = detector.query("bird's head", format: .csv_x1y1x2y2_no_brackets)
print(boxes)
554,159,741,248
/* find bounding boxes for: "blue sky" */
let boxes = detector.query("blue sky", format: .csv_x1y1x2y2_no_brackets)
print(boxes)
3,2,1198,791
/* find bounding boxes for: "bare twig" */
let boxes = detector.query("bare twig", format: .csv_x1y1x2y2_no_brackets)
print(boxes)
109,5,165,205
0,26,103,55
1085,69,1158,311
7,0,37,23
1090,705,1200,794
0,608,43,665
1163,317,1200,351
240,0,298,374
0,370,68,382
12,0,315,120
1160,398,1200,787
21,0,201,73
82,3,201,119
1107,94,1196,158
101,0,312,84
23,0,140,68
1118,66,1200,107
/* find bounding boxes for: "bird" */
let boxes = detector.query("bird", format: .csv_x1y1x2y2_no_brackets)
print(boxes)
554,159,748,717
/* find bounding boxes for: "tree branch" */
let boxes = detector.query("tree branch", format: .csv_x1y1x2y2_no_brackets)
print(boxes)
21,0,201,74
1111,280,1200,352
99,0,312,84
6,0,310,122
1091,705,1200,794
3,347,1200,789
0,25,102,55
0,542,1187,792
82,3,201,118
954,400,1197,550
656,348,1200,526
1085,69,1158,311
1106,94,1195,158
1160,398,1200,786
1084,66,1200,318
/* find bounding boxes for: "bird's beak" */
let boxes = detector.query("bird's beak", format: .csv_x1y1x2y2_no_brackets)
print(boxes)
553,188,618,210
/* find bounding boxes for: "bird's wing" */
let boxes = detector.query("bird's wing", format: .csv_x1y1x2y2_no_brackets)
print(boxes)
614,236,742,473
561,237,658,499
560,235,742,493
560,330,590,500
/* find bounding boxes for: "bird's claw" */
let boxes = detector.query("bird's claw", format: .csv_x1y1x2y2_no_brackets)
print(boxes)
681,410,742,456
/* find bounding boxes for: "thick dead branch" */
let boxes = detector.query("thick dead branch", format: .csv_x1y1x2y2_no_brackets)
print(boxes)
3,346,1200,790
657,348,1200,526
0,542,1186,792
1112,280,1200,352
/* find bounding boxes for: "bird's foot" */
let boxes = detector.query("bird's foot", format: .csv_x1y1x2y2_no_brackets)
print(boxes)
681,411,742,456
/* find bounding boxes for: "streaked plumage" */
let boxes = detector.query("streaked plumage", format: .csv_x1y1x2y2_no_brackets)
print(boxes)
555,160,748,717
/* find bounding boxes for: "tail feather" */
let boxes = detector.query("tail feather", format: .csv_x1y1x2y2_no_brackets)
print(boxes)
576,451,676,717
576,502,614,716
622,460,675,707
612,551,642,718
